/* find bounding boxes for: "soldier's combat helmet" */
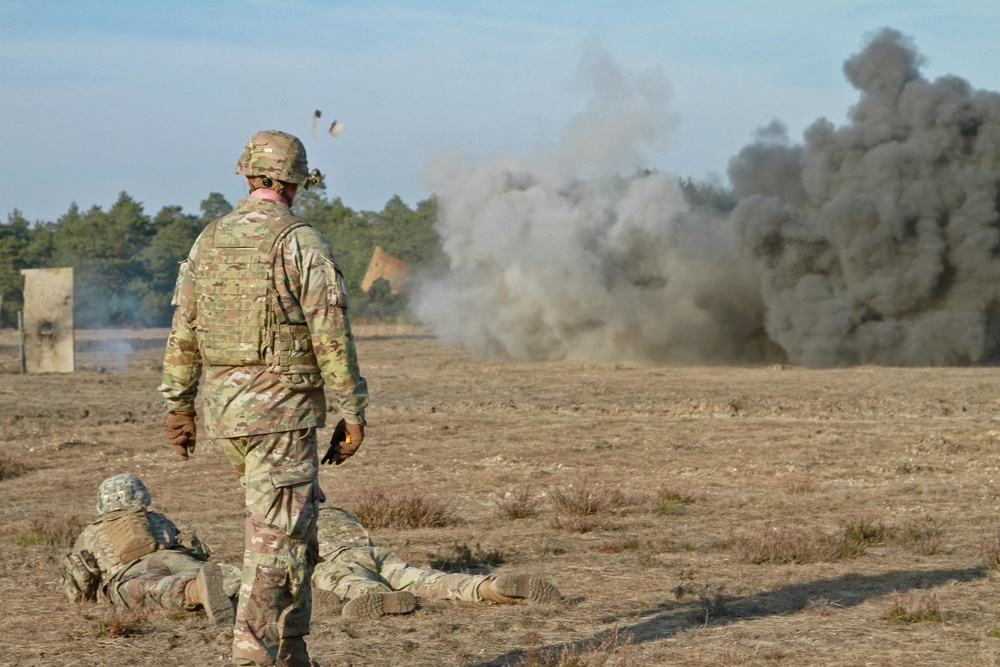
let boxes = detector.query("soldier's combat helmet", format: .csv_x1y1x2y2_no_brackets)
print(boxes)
97,473,152,516
235,130,322,188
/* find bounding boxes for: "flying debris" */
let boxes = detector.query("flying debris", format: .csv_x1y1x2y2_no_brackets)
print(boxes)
329,120,344,137
311,109,322,139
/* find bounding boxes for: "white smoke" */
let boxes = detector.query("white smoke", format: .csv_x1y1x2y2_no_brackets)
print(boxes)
413,46,767,363
732,28,1000,366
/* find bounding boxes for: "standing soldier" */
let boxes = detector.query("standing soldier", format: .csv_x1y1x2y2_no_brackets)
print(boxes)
159,130,369,667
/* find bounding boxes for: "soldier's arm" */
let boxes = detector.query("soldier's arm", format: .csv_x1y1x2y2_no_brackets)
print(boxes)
287,229,369,423
158,255,203,412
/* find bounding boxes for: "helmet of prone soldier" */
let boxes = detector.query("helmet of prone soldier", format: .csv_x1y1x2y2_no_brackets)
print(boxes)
97,473,152,516
235,129,321,188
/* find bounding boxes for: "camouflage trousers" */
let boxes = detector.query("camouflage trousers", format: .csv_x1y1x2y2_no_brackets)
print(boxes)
218,428,320,667
110,550,239,611
313,546,487,602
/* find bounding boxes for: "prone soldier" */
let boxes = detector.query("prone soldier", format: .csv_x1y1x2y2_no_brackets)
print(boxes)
60,473,237,625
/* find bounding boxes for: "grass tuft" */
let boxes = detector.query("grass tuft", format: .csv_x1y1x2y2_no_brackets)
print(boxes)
731,522,864,564
0,451,31,481
550,479,627,517
90,606,150,637
512,625,637,667
898,516,946,555
881,592,943,624
348,487,453,529
653,486,695,515
16,511,87,548
494,487,544,520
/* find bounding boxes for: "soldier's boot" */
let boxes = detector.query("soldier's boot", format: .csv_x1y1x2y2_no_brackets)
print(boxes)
478,574,562,605
184,562,236,627
341,591,416,620
314,588,344,613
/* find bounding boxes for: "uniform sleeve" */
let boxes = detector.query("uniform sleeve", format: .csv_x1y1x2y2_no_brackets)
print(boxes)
284,229,370,423
158,251,203,413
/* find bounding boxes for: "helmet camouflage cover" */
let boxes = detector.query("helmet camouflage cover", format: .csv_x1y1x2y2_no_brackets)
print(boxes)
97,473,152,516
235,129,321,188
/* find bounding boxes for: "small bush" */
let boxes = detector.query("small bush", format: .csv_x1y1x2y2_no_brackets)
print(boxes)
92,606,150,637
349,487,453,529
731,522,864,564
898,516,946,556
513,625,637,667
17,511,86,548
881,592,943,624
549,514,609,534
0,451,31,481
494,487,544,520
841,514,889,547
550,479,627,517
979,529,1000,571
654,486,694,515
428,542,504,572
672,569,730,623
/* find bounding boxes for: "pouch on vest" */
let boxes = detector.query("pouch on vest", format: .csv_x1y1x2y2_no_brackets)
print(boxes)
102,509,159,564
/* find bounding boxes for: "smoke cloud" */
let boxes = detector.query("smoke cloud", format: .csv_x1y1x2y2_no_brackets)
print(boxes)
733,28,1000,366
415,29,1000,367
414,46,767,364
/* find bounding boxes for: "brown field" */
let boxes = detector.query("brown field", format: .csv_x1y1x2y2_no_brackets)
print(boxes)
2,326,1000,666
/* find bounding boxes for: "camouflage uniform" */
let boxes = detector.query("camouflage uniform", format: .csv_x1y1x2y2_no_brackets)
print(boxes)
312,506,487,603
159,131,368,667
60,475,240,613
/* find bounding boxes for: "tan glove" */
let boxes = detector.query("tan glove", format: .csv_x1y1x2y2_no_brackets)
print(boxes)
164,409,197,460
322,419,365,465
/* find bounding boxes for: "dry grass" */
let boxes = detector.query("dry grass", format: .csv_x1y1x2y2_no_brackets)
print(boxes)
0,450,31,481
494,486,545,520
347,486,454,529
513,626,637,667
16,510,87,547
88,605,151,638
730,521,865,564
881,591,943,624
4,328,1000,666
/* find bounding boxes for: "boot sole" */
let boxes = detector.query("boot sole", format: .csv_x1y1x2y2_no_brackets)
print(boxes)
493,574,562,605
342,591,416,620
197,562,236,627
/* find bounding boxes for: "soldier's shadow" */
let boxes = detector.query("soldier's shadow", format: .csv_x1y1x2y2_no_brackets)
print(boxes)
465,566,987,667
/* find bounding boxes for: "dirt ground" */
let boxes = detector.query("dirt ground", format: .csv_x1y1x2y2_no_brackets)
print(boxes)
2,326,1000,666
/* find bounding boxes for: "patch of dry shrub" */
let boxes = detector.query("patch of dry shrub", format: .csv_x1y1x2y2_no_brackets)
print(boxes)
428,542,504,572
348,487,453,529
550,478,627,517
881,592,943,624
494,486,544,520
513,625,637,667
17,511,87,548
0,451,31,481
731,521,864,564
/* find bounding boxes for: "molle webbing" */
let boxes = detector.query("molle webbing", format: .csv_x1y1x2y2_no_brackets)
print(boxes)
195,216,309,367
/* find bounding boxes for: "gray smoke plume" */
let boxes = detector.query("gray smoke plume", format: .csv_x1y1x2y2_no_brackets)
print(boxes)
416,29,1000,367
733,28,1000,366
413,47,768,363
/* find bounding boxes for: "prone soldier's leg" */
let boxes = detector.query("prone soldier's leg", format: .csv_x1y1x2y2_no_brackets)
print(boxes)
377,547,487,601
112,552,203,611
313,547,388,601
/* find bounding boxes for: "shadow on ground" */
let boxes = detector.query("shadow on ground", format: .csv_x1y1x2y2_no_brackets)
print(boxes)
469,566,987,666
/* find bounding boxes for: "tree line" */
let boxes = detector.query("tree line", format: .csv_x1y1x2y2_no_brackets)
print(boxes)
0,176,733,329
0,189,440,328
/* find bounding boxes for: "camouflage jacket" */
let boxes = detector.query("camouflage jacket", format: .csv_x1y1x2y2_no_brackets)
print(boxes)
62,510,210,601
158,198,369,438
317,505,374,562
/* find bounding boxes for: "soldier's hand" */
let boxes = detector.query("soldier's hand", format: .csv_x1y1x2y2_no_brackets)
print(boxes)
322,419,364,465
164,409,197,460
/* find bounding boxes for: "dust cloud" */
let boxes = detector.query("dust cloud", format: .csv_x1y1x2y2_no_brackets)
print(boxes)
414,29,1000,367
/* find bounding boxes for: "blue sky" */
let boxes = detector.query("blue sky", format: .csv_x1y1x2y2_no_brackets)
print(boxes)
2,0,999,222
